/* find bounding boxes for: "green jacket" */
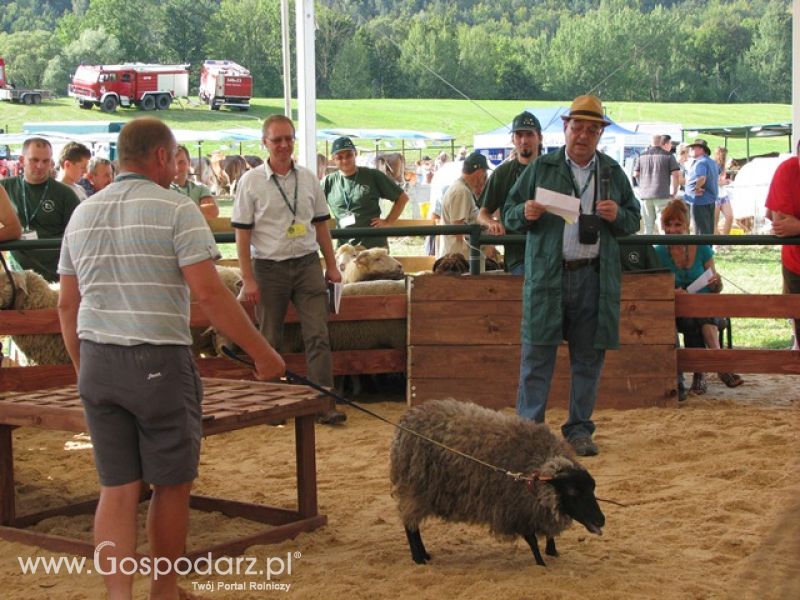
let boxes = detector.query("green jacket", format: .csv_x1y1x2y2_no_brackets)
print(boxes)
503,147,640,349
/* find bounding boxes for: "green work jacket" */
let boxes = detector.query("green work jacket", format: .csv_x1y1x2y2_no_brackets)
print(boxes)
503,147,641,349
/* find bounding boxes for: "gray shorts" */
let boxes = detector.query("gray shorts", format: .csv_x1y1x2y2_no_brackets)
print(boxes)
78,340,203,487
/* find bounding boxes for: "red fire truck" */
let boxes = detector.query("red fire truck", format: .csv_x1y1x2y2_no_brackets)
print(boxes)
68,63,189,113
0,57,52,105
198,60,252,111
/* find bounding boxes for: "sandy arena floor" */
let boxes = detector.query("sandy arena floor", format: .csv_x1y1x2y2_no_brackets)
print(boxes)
1,373,798,599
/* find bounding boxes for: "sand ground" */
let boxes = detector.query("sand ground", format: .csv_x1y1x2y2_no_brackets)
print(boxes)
1,373,798,599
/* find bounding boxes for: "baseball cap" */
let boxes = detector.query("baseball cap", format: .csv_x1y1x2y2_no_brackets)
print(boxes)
331,136,357,155
462,151,489,174
512,111,542,133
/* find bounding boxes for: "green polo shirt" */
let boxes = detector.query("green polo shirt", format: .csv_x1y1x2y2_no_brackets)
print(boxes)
1,176,80,282
322,167,403,248
478,158,528,272
171,179,213,206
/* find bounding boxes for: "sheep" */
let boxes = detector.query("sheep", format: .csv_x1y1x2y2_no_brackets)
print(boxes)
390,399,605,566
0,266,245,365
0,270,70,365
336,244,404,284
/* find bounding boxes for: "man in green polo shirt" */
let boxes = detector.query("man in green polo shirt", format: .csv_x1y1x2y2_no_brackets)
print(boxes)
322,136,409,248
171,144,219,219
0,137,80,282
477,111,543,274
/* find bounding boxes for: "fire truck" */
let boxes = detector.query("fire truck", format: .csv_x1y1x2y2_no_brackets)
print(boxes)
68,63,189,113
0,57,52,105
198,60,252,111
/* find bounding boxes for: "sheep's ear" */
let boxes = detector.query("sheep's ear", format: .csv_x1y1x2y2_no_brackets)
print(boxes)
353,244,366,252
11,271,28,296
373,248,388,257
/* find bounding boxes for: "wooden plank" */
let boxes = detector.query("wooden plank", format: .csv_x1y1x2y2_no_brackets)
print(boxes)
0,309,60,335
0,527,98,559
394,218,436,228
410,271,674,302
411,273,522,301
395,256,435,273
676,294,800,318
409,345,675,379
295,414,318,518
409,299,675,346
0,365,76,393
191,295,407,329
408,375,678,410
0,426,13,525
409,301,521,345
189,495,299,526
620,271,675,300
197,349,407,380
677,348,800,374
207,217,233,233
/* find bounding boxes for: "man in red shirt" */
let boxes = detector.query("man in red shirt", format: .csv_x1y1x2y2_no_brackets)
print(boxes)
765,144,800,348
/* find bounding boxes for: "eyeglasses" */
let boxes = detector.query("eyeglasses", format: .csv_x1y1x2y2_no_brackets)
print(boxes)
568,122,603,136
265,135,295,144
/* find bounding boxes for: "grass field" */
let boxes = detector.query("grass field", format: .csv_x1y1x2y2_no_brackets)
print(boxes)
0,97,792,159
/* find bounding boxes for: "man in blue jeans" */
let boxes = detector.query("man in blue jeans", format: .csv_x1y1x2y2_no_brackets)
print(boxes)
503,95,640,456
684,138,719,234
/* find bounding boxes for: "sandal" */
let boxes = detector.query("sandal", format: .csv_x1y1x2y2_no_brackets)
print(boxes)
719,372,744,388
690,373,707,395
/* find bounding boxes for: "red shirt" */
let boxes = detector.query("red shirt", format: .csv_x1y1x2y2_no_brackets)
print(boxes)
765,156,800,274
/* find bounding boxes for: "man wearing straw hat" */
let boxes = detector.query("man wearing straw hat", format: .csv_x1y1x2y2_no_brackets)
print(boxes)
503,95,640,456
684,138,719,234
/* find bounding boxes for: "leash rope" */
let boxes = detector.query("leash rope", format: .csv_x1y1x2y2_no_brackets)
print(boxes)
221,347,542,483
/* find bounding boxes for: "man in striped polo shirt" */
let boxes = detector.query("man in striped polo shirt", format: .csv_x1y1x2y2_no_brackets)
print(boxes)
57,117,285,599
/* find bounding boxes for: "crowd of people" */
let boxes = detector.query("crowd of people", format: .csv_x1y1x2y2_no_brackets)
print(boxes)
0,103,797,597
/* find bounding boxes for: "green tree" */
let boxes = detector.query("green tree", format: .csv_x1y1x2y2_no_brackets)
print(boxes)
329,37,372,98
0,30,57,88
734,0,791,102
161,0,218,67
205,0,283,97
42,28,123,95
399,15,459,98
81,0,165,62
316,6,357,98
357,18,405,97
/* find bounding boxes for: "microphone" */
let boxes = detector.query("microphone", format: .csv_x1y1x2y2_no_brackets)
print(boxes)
599,167,611,200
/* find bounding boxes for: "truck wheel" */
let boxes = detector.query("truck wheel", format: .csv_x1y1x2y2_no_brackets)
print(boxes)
32,94,42,105
210,97,220,111
101,96,118,112
79,100,93,110
22,95,33,105
156,95,171,110
141,95,156,111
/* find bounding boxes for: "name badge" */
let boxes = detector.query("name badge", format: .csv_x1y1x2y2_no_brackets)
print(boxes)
286,223,307,238
21,230,39,241
339,213,356,227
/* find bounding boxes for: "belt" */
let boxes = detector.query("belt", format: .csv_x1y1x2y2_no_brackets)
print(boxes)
562,257,599,271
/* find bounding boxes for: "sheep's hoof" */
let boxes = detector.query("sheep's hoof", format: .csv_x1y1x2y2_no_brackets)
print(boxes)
545,537,558,557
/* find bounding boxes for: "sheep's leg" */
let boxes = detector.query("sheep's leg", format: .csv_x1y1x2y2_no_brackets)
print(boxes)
523,533,546,567
545,536,558,557
404,527,430,564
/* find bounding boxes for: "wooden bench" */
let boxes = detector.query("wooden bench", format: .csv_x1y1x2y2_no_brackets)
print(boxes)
0,379,328,560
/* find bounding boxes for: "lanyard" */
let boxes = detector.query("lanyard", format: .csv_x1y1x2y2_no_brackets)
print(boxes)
19,175,51,231
270,169,298,223
567,160,598,214
342,168,359,212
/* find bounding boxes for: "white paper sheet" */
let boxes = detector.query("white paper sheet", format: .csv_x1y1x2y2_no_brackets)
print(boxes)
327,281,343,314
686,268,715,293
535,187,581,224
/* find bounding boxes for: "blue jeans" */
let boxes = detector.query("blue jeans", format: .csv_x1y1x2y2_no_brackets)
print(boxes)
691,203,715,235
516,265,605,441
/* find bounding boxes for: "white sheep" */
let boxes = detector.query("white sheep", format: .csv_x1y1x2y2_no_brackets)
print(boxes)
336,244,404,284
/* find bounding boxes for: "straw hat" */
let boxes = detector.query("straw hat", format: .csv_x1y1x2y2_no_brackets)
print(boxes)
561,95,611,125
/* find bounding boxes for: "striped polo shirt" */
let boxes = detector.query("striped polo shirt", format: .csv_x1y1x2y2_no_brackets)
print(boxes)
58,173,220,346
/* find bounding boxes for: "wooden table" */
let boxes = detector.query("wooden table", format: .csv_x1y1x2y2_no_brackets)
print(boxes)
0,378,329,560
